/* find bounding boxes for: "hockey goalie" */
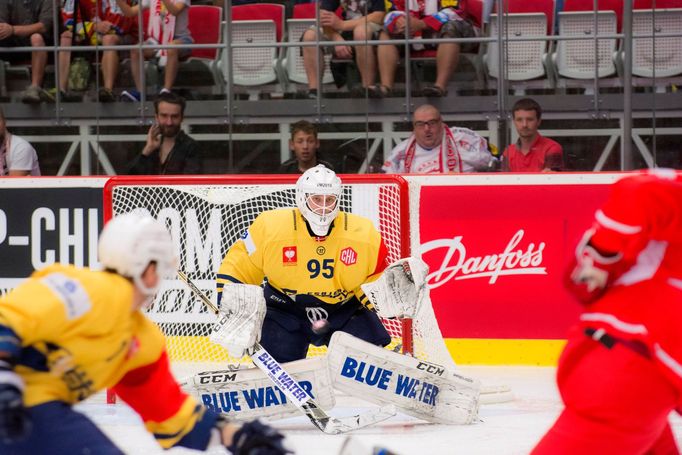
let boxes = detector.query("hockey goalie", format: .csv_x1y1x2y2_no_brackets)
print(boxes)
181,166,481,428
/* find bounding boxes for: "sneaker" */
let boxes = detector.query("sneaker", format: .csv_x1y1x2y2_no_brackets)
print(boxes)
159,88,171,95
421,85,448,97
120,89,141,102
21,85,42,104
98,88,116,103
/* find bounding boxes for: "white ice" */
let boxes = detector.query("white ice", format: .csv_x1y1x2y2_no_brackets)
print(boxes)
77,365,682,455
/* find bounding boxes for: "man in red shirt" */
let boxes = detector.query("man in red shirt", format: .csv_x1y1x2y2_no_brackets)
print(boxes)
502,98,563,172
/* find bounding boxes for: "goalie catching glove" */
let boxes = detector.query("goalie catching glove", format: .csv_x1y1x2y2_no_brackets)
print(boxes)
211,284,267,358
361,257,429,319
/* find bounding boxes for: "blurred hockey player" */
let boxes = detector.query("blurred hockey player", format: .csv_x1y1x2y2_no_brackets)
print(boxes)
217,165,392,362
533,170,682,454
0,213,289,455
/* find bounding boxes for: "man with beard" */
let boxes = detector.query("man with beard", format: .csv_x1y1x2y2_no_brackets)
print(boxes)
502,98,563,172
128,92,201,174
382,104,494,173
278,120,334,173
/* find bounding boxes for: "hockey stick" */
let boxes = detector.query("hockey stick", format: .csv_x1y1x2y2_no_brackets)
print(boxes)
177,271,396,434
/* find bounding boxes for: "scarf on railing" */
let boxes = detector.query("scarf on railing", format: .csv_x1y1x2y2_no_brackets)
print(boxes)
403,126,463,173
147,0,176,66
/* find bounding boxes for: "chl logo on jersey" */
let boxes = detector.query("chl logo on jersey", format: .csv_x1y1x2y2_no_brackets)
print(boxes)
340,247,357,266
282,246,297,266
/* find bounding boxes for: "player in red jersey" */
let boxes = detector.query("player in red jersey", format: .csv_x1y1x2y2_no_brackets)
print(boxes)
533,169,682,455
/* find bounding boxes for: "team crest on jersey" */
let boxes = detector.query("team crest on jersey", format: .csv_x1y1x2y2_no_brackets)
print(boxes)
340,247,357,266
282,246,298,265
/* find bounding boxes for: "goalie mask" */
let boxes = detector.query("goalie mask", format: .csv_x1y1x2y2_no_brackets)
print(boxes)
296,165,342,236
98,213,177,297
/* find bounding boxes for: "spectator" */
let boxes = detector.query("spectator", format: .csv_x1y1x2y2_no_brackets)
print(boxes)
116,0,193,100
301,0,385,98
0,106,41,176
376,0,480,98
57,0,140,102
128,92,201,174
382,104,495,173
278,120,335,173
502,98,563,172
0,0,55,104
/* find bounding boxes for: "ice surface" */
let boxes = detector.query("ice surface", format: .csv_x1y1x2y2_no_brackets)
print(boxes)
76,366,682,455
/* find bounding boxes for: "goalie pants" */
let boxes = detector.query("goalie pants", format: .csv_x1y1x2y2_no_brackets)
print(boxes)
532,331,680,455
261,299,391,363
0,401,124,454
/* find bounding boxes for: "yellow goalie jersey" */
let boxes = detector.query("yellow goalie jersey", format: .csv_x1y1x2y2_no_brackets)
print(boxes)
217,208,389,309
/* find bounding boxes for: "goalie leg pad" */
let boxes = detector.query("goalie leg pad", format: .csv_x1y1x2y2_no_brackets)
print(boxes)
180,357,335,422
327,332,480,425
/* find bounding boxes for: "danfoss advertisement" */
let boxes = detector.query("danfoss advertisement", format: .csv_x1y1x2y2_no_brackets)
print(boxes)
411,174,624,364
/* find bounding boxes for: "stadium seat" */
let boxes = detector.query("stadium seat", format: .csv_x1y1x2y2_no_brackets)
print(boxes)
628,3,682,91
551,0,621,93
282,3,334,87
482,0,554,93
177,5,223,94
220,3,285,96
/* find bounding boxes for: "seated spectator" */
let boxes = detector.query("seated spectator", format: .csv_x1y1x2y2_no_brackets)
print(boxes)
301,0,385,98
0,0,55,104
382,104,495,173
376,0,480,97
57,0,139,102
502,98,563,172
278,120,334,173
0,106,41,176
116,0,193,100
128,92,201,174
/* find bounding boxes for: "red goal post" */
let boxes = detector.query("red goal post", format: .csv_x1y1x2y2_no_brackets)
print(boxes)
103,174,454,388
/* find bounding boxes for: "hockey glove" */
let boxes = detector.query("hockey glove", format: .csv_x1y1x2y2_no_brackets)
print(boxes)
227,419,291,455
0,360,30,443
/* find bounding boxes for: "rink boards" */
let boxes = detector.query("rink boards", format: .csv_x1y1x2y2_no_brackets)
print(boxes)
0,173,649,365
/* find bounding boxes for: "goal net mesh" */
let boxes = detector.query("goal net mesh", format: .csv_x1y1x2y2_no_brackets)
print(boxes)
107,177,455,376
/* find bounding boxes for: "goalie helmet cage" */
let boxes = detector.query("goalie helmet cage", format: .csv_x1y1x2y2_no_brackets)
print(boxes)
103,175,454,401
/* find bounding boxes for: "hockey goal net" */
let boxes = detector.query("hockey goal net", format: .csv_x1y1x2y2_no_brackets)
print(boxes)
103,175,456,378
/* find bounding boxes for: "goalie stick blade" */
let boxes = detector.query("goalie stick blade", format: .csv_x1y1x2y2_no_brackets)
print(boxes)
312,404,397,435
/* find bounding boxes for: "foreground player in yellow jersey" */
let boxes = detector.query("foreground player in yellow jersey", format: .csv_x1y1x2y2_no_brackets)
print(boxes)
0,213,289,454
217,165,392,362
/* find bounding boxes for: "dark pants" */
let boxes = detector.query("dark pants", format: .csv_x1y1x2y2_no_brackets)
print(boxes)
0,401,124,455
260,299,391,363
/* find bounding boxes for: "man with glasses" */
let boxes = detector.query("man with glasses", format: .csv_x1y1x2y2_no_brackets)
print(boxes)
382,104,495,173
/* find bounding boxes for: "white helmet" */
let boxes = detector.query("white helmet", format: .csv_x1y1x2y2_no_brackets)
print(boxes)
296,165,342,236
98,212,177,296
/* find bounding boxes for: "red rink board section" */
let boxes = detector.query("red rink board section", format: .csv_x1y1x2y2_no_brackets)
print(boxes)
419,182,612,340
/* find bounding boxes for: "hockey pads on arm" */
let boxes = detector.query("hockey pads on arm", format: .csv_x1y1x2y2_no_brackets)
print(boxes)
327,332,480,425
361,257,429,319
564,229,626,305
210,284,267,358
0,359,30,443
224,418,291,455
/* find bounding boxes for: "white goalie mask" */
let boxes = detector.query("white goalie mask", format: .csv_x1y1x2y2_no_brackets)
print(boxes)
296,165,342,236
98,213,177,297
